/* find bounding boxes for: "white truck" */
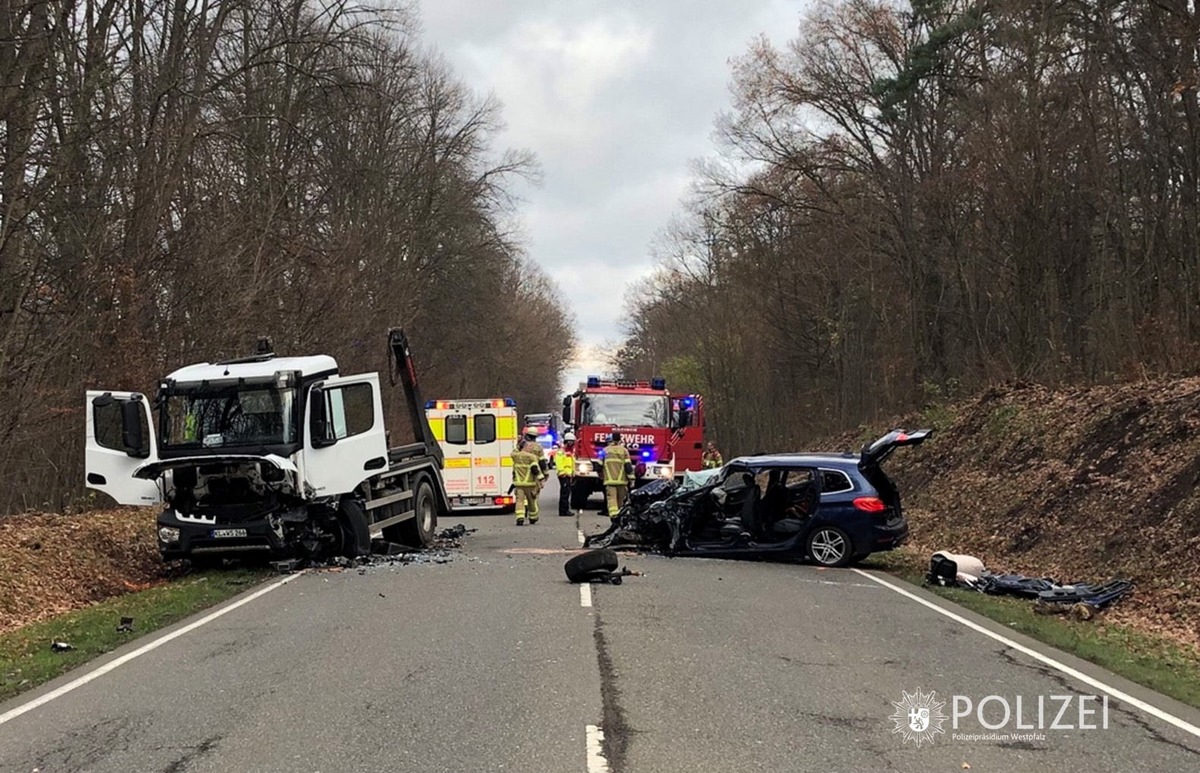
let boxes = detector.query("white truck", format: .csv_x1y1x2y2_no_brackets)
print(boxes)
84,329,449,563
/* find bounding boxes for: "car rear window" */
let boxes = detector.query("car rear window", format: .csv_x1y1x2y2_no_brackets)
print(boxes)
474,414,496,444
445,415,467,444
820,469,854,494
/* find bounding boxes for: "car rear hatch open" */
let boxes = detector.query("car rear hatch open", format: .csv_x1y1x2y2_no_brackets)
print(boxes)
857,429,933,521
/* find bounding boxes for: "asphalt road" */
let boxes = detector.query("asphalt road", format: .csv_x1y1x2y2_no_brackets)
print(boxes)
2,477,1199,772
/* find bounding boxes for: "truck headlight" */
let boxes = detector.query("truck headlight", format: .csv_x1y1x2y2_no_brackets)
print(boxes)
654,465,673,478
576,461,593,474
158,526,180,543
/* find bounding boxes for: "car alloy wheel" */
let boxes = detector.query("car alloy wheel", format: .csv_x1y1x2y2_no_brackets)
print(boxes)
809,527,850,567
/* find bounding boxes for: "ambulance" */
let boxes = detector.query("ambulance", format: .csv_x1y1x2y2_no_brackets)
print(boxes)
424,397,518,512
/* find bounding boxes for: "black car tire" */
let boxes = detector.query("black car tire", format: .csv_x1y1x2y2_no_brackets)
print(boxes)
570,484,590,511
849,551,871,566
807,526,853,568
565,549,619,582
388,479,437,548
338,499,372,558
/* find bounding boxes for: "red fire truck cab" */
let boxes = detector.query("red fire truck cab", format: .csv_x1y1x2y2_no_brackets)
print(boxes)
561,376,704,512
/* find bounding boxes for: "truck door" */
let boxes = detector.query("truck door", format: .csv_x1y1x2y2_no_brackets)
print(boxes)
85,391,162,506
471,409,501,500
304,374,389,497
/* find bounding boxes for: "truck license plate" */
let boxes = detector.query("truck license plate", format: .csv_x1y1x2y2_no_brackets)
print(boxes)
211,528,247,539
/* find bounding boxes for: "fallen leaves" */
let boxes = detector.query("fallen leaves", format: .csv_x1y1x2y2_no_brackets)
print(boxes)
0,508,170,634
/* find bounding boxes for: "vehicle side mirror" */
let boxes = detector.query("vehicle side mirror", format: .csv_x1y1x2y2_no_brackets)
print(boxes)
120,400,149,458
310,388,335,448
561,396,571,425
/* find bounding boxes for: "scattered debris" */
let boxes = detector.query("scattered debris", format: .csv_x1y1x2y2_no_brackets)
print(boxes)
50,641,74,653
437,524,476,540
926,552,1134,612
271,559,301,574
116,617,134,633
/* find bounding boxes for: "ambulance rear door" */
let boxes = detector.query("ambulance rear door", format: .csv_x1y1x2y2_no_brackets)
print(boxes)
427,404,472,500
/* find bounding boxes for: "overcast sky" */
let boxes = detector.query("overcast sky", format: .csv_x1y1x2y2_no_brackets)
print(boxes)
418,0,805,391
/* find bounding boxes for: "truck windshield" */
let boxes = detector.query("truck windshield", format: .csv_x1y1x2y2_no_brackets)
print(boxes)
163,386,298,449
583,394,669,427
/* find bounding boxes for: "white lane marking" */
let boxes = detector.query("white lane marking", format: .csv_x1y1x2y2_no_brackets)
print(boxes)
577,529,585,545
586,724,610,773
0,572,304,727
851,568,1200,740
580,583,593,608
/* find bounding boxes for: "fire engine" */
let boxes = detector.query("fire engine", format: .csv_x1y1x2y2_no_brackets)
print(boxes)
560,376,704,511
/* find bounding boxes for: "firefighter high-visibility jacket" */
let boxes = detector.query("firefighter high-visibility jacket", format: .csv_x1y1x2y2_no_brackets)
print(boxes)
603,444,632,485
554,451,575,477
527,441,549,475
511,448,543,488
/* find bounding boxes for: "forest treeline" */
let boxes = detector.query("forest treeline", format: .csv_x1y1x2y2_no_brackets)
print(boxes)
0,1,575,514
617,0,1200,454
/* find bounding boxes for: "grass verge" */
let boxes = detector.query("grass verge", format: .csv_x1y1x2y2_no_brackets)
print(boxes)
0,569,267,703
868,550,1200,710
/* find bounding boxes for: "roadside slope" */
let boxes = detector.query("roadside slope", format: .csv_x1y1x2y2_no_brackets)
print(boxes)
0,509,167,634
866,379,1200,648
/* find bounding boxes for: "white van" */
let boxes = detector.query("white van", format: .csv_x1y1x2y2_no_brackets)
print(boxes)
425,398,517,511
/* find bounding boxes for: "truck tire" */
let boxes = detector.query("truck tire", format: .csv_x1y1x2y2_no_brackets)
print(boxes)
394,479,437,548
338,499,372,558
564,548,619,582
570,483,590,511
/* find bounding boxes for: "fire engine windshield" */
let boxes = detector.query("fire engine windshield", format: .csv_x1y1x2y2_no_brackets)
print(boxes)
162,386,298,449
583,394,669,427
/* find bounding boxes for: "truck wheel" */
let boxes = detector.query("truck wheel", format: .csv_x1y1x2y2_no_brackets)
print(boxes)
394,479,437,548
338,499,371,558
570,484,590,511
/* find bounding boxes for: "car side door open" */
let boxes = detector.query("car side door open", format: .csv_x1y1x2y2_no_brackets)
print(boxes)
84,391,163,506
303,374,389,497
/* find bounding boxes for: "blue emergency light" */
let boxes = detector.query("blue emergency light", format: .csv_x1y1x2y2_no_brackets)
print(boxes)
651,377,666,390
641,450,651,459
587,376,601,387
682,397,695,408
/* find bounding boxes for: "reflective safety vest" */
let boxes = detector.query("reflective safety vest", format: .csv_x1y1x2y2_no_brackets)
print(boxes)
555,451,575,476
511,449,542,488
603,444,631,486
183,412,199,441
703,451,723,469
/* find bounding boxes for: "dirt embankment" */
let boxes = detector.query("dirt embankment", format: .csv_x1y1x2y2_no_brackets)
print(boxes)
0,509,171,634
865,379,1200,649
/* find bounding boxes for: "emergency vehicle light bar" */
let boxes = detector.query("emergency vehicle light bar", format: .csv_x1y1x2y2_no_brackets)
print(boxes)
425,398,516,410
585,376,668,390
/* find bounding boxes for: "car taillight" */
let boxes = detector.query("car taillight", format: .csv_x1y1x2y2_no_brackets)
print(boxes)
853,496,887,513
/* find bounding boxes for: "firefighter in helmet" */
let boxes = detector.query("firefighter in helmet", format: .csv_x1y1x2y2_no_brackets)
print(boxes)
523,427,549,496
511,435,546,525
555,431,577,516
702,441,724,469
602,431,634,518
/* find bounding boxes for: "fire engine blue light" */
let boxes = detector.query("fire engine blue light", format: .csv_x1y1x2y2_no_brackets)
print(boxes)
641,450,651,459
682,397,695,408
587,376,601,387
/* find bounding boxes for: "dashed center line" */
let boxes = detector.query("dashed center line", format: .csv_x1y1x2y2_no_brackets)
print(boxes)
586,724,610,772
580,583,593,608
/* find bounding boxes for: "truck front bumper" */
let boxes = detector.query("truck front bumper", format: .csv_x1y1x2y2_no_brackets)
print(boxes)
157,509,289,560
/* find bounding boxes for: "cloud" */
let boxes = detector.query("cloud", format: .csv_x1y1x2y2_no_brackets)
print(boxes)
418,0,805,393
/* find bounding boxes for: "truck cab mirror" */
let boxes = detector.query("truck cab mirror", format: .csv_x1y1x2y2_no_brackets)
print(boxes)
561,395,572,425
309,388,336,448
120,399,150,458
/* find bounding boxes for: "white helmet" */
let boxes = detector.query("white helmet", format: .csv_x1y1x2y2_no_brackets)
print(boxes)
564,431,576,442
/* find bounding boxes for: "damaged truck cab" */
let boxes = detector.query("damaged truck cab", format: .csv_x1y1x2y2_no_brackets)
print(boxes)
84,330,448,562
